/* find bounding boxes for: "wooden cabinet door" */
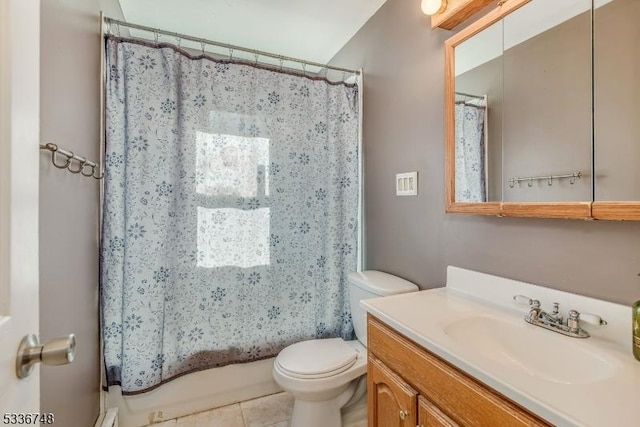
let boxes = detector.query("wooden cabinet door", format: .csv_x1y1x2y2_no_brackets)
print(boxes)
368,356,417,427
418,396,460,427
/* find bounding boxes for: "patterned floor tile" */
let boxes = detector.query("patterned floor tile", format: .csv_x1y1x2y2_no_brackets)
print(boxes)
240,392,294,427
175,403,245,427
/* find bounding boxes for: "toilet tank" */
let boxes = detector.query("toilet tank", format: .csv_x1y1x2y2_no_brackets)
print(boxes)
347,271,419,347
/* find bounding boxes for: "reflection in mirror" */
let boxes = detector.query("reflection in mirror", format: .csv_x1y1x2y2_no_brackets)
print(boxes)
454,21,503,203
594,0,640,201
502,0,592,202
455,93,488,202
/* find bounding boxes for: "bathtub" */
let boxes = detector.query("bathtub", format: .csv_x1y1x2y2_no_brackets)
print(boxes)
104,357,280,427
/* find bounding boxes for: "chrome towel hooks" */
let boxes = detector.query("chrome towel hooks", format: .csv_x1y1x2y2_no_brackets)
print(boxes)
508,171,581,189
40,143,104,179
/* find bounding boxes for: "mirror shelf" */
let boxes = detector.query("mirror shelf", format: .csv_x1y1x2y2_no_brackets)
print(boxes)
591,203,640,221
501,203,591,220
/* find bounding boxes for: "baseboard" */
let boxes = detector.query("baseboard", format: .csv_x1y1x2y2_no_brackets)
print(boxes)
94,407,119,427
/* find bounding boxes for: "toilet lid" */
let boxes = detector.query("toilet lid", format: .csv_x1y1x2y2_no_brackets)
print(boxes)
276,338,358,379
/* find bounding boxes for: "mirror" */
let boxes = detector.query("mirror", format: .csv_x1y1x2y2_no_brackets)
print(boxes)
594,0,640,201
454,20,503,204
445,0,604,219
592,0,640,220
444,3,513,215
502,0,592,203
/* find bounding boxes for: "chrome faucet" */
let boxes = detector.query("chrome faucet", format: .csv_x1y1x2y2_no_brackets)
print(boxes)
535,301,564,325
513,295,607,338
523,298,542,322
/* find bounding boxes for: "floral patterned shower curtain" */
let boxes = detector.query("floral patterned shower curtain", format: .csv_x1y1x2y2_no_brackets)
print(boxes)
101,36,360,394
454,103,486,202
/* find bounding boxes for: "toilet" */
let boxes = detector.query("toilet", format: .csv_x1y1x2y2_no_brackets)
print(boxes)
273,270,419,427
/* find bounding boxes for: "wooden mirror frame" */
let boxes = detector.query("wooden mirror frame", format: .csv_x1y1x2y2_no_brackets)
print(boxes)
444,0,594,220
591,203,640,221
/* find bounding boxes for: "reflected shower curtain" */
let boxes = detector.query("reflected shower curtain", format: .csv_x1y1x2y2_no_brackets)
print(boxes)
454,103,486,202
101,36,359,394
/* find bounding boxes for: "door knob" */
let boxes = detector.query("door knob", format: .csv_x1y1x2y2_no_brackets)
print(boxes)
16,333,76,378
399,409,409,420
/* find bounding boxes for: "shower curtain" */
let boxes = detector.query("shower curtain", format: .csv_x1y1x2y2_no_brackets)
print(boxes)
101,36,360,394
454,103,486,202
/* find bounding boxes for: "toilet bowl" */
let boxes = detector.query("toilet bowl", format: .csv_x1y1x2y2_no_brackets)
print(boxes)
273,339,367,427
273,271,419,427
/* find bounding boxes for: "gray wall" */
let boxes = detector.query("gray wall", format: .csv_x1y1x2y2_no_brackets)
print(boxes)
329,0,640,304
40,1,123,426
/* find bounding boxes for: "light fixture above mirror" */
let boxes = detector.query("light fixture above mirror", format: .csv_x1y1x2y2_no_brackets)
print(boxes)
427,0,496,30
421,0,448,15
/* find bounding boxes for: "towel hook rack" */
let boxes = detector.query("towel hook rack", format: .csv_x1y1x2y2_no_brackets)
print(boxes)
508,171,582,189
40,143,104,180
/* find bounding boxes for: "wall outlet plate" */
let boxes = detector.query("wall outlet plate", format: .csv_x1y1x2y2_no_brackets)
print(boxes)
396,172,418,196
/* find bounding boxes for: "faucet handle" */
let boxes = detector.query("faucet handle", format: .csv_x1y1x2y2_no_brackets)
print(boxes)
577,312,607,326
513,295,539,308
567,310,607,334
567,310,581,333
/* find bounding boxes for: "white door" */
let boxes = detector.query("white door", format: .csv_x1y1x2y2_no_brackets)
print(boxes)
0,0,41,416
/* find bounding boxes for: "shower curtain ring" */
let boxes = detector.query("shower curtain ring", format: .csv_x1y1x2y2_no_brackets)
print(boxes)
302,62,307,76
81,162,95,177
253,51,259,65
528,178,533,187
68,156,86,174
44,142,58,152
200,41,205,56
548,176,553,186
92,167,104,180
52,150,72,169
570,176,576,185
153,30,159,43
279,57,284,71
229,47,234,60
509,179,514,188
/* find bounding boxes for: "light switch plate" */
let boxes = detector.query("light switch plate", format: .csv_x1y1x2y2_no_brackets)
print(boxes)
396,172,418,196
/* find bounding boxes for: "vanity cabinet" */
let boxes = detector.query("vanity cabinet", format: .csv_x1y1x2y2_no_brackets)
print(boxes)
419,396,459,427
368,357,417,427
368,358,460,427
367,315,550,427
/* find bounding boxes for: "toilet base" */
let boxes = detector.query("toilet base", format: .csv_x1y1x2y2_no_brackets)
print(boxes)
290,378,360,427
291,399,342,427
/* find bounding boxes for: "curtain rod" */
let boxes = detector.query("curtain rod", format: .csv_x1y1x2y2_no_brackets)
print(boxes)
103,17,360,76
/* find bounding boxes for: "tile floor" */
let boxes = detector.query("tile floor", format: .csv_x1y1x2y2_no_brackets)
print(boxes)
145,391,367,427
147,392,294,427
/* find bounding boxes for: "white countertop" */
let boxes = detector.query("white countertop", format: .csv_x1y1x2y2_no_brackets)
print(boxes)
361,267,640,427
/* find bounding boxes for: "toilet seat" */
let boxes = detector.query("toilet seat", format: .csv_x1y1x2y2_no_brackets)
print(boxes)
275,338,358,379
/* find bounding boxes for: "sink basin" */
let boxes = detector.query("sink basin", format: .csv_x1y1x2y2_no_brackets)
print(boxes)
443,315,617,384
